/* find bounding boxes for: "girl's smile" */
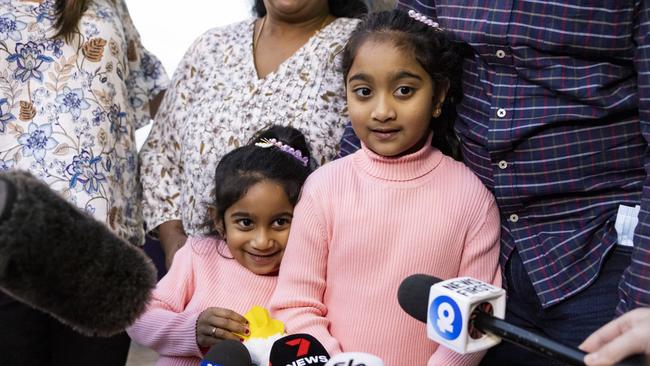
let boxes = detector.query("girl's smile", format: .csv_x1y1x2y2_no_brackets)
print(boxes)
221,180,293,275
245,250,282,264
369,127,401,141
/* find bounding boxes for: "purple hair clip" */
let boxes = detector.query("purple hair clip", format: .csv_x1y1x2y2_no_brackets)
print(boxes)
255,138,309,167
408,10,441,31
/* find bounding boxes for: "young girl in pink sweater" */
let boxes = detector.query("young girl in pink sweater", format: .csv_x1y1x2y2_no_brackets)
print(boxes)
270,10,501,366
127,126,313,366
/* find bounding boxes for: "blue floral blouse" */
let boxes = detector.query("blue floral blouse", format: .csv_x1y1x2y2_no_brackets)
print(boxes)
0,0,168,245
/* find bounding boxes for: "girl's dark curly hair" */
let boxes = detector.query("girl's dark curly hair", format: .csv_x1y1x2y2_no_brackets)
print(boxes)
252,0,367,18
341,10,463,160
205,125,313,237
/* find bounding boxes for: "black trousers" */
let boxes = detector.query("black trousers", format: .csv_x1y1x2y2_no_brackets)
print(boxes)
0,291,130,366
480,246,631,366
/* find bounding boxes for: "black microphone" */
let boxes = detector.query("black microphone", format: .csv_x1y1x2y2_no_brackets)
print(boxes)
269,333,330,366
398,274,645,366
0,171,157,336
200,339,253,366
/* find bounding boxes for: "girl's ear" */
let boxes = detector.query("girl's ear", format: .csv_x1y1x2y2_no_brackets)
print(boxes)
432,78,451,118
207,206,226,238
214,222,225,239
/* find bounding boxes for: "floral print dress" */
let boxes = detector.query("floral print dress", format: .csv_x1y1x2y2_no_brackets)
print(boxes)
140,17,359,236
0,0,168,245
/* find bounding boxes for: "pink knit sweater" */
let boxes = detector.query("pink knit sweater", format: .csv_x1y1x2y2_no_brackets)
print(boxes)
270,139,501,366
127,236,277,366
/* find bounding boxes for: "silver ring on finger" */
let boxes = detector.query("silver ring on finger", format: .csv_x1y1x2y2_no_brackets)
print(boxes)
211,326,217,338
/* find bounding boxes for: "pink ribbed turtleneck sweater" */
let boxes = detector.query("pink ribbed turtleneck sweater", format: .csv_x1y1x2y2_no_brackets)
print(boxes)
270,138,501,366
127,237,278,366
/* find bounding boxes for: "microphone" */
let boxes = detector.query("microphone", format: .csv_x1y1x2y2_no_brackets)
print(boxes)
398,274,505,353
200,339,253,366
323,352,384,366
0,171,157,336
269,333,330,366
398,274,645,366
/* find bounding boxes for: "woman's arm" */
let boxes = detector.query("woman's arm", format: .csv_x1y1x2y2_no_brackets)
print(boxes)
139,35,204,265
158,219,188,269
114,0,169,129
149,90,165,118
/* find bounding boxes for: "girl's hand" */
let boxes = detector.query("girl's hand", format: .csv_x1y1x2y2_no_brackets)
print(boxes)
196,307,250,348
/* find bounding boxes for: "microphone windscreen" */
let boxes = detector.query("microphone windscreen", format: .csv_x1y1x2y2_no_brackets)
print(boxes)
324,352,385,366
0,178,15,223
0,171,156,336
269,333,330,366
200,339,252,366
397,274,442,323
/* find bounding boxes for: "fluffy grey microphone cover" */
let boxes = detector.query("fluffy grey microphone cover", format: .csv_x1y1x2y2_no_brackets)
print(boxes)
0,171,156,336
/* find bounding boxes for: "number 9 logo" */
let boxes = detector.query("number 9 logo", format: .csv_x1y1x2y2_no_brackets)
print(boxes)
430,295,462,340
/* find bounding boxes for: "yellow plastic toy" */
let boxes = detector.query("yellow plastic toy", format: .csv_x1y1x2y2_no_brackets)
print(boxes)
240,306,285,366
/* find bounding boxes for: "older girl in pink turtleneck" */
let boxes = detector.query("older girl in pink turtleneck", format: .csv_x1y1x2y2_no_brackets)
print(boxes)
270,10,501,366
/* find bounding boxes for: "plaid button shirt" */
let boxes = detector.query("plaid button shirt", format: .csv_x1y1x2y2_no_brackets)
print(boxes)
339,0,650,312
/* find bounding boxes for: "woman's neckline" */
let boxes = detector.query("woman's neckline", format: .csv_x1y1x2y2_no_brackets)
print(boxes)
249,16,340,81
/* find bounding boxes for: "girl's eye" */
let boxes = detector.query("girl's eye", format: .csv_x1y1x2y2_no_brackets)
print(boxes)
395,86,414,97
354,87,372,97
236,218,253,228
273,218,292,228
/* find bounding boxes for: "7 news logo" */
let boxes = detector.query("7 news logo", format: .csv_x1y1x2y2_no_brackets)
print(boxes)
430,295,462,340
279,337,328,366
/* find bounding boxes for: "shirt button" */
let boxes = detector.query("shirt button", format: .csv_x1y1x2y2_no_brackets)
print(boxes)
496,49,506,58
509,214,519,223
497,108,507,118
498,160,508,169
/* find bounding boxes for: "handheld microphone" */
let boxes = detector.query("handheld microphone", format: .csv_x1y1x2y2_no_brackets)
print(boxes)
200,339,253,366
323,352,384,366
398,274,505,354
398,274,645,366
0,171,157,336
269,333,330,366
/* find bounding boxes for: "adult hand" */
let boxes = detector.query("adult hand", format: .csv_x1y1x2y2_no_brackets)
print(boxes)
579,307,650,366
158,220,187,269
196,307,250,349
